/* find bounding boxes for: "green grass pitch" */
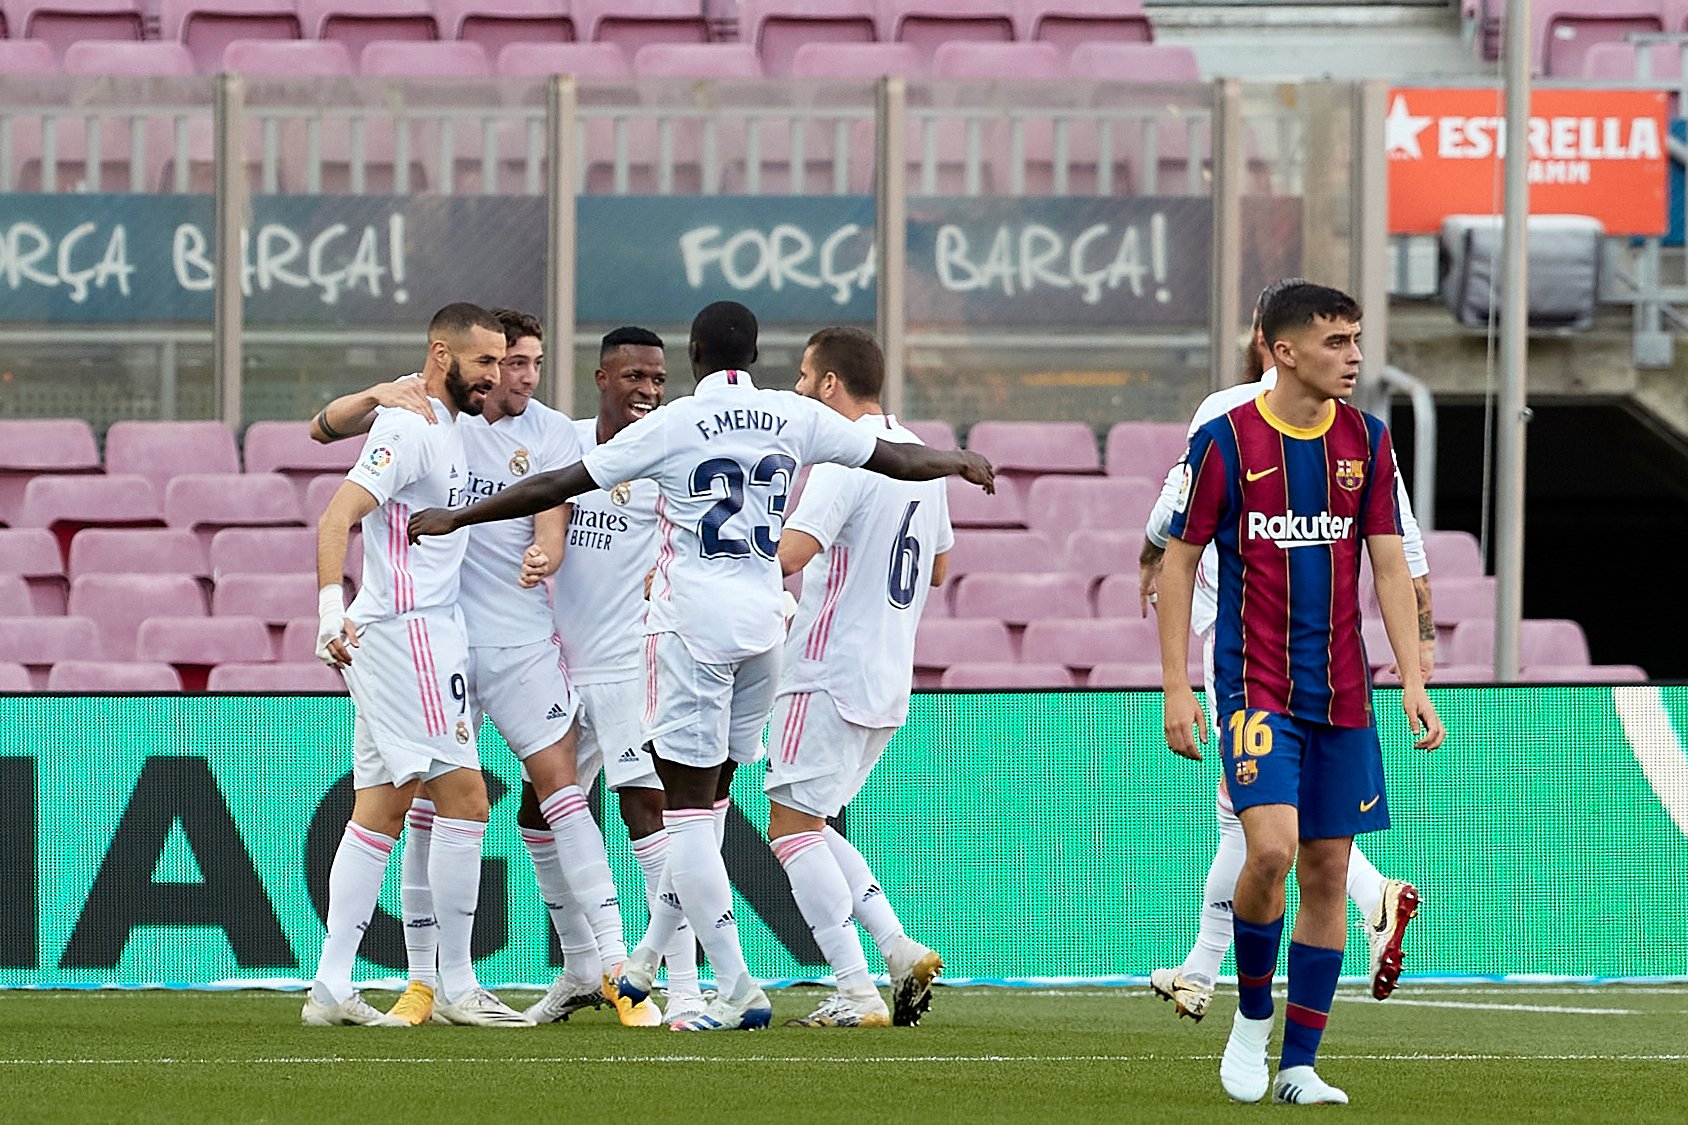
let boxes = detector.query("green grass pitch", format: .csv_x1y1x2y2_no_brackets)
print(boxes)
3,985,1685,1123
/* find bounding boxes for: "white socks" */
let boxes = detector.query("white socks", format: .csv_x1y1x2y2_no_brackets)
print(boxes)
400,799,438,988
429,815,487,1001
1345,844,1386,921
540,785,627,971
775,831,873,995
314,822,396,1003
630,829,699,996
521,827,601,985
664,809,750,1000
821,826,904,957
1184,797,1248,983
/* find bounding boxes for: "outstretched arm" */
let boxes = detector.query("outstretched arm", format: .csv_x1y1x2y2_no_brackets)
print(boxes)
408,462,598,542
863,440,994,492
1158,536,1209,761
310,378,436,443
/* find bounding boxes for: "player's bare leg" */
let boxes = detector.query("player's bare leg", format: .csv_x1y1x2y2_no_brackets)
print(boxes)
1273,835,1350,1105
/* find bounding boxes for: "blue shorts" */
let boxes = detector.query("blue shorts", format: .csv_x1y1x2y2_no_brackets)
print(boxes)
1218,709,1389,839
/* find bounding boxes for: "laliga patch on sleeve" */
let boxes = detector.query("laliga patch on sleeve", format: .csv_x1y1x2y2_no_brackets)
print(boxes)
1173,462,1193,513
364,445,395,476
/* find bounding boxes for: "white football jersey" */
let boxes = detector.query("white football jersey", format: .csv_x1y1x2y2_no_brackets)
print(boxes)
344,400,471,628
582,369,879,664
779,414,954,729
1145,366,1428,635
552,417,661,685
456,399,581,648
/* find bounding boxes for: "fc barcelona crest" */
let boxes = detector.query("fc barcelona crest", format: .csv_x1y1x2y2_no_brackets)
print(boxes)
1236,760,1259,786
509,449,530,476
1335,458,1365,491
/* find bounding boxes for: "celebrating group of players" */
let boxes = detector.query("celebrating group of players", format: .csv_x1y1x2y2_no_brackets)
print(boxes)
302,282,1446,1105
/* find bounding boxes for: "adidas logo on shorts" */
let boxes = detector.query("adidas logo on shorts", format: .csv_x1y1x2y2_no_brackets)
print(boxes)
617,748,640,763
546,703,566,720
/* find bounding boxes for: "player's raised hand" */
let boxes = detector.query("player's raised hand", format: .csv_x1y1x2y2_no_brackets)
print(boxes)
1401,684,1445,751
1164,685,1209,761
372,378,437,424
407,507,457,543
518,545,549,588
957,451,995,494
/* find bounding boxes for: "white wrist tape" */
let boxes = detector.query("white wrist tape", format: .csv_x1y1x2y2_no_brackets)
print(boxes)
318,584,345,629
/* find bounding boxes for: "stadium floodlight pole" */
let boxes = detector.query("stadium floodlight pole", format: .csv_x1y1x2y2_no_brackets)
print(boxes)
1494,0,1531,682
876,75,908,416
1208,78,1243,391
544,74,578,417
1352,80,1390,416
213,72,246,430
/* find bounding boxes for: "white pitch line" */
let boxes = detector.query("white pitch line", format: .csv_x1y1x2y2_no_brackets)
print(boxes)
1333,997,1644,1015
3,1052,1688,1066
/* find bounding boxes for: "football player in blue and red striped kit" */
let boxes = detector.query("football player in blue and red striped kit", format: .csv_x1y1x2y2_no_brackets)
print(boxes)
1157,282,1445,1106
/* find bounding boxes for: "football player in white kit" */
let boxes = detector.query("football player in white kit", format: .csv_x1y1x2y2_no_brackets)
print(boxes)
768,327,951,1029
304,303,510,1027
310,309,638,1028
522,326,711,1028
408,301,994,1032
1139,279,1431,1022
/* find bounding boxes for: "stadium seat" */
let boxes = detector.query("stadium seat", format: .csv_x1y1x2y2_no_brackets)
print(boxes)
360,38,488,76
104,421,241,502
1580,40,1681,78
66,528,210,584
496,41,632,77
788,40,922,77
1532,1,1665,77
221,37,355,75
435,0,575,60
6,0,144,59
240,420,359,502
213,572,316,627
965,421,1101,476
1423,530,1484,578
47,661,184,692
740,0,878,77
1430,575,1497,629
0,662,33,691
0,616,101,687
572,0,709,51
0,40,60,74
69,573,207,661
0,575,33,617
634,42,764,77
17,476,164,561
164,474,305,550
951,573,1091,625
944,530,1059,576
1024,476,1159,538
1021,616,1159,670
1426,663,1496,684
61,41,196,75
280,616,319,662
1522,664,1648,683
1015,0,1153,56
1062,528,1141,583
880,0,1013,61
1069,41,1198,84
160,0,302,75
940,662,1074,689
1091,572,1137,618
304,474,347,525
0,419,101,527
0,529,67,614
299,0,438,61
930,40,1063,79
1087,661,1164,688
902,419,958,450
1104,420,1191,480
137,615,273,690
1447,618,1593,670
913,618,1013,687
947,474,1025,529
210,526,312,578
208,661,346,691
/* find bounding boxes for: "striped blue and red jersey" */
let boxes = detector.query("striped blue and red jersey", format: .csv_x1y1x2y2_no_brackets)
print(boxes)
1168,394,1402,728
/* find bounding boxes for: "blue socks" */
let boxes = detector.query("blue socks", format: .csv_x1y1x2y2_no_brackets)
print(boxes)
1280,941,1343,1070
1233,914,1284,1020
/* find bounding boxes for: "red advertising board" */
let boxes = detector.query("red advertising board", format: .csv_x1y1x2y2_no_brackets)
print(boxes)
1387,87,1669,236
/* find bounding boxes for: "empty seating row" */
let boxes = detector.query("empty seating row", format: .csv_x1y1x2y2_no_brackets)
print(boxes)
0,657,342,691
1464,1,1688,77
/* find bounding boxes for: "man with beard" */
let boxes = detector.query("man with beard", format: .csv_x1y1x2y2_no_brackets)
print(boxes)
304,303,513,1026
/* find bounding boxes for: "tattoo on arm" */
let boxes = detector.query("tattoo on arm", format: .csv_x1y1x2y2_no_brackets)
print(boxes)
1418,607,1435,643
314,408,345,441
1139,541,1165,567
1414,576,1435,642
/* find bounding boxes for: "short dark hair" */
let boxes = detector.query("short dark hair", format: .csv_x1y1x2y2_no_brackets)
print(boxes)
1259,283,1362,346
690,300,758,372
805,326,884,401
490,308,543,347
1251,277,1309,329
600,325,664,362
428,302,503,342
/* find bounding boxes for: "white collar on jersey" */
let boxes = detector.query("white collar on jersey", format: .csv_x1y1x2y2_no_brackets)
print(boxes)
696,369,755,394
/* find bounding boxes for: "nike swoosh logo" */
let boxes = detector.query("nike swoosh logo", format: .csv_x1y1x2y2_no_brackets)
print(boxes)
1245,467,1279,482
1359,795,1380,812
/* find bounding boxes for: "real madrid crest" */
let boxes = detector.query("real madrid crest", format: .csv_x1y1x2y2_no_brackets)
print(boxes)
455,721,471,745
509,449,530,476
610,482,633,506
1334,458,1365,492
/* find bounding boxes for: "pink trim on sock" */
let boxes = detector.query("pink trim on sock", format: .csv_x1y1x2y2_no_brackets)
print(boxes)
662,808,715,827
345,823,394,856
431,818,486,842
630,833,669,857
713,798,731,813
518,827,554,847
770,832,825,867
540,787,590,822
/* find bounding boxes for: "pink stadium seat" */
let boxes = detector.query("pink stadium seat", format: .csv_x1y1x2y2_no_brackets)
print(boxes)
1447,618,1593,670
435,0,575,60
0,662,33,691
62,40,196,74
1423,530,1484,578
740,0,878,77
0,529,66,614
360,38,488,76
222,37,354,75
1523,664,1648,683
4,0,143,58
1428,663,1496,684
1024,476,1159,538
0,419,101,527
1016,0,1153,55
634,42,764,77
944,530,1059,576
18,476,164,561
1092,572,1138,618
47,661,184,692
210,526,312,577
930,40,1062,78
241,420,359,503
104,421,241,502
1105,420,1191,480
164,474,304,551
1022,616,1159,670
1070,41,1198,82
0,40,60,74
1580,40,1681,79
902,419,957,450
940,662,1074,689
0,616,101,687
913,618,1012,687
299,0,438,61
208,661,345,691
213,572,316,626
1087,661,1164,688
880,0,1013,60
1361,618,1396,671
69,573,207,661
160,0,302,75
947,474,1024,529
137,615,273,691
1430,576,1497,629
497,40,632,77
66,528,209,584
305,474,348,524
788,40,922,77
280,616,319,662
965,421,1101,475
1533,1,1665,77
0,575,33,617
951,573,1091,625
1062,528,1140,582
573,0,708,50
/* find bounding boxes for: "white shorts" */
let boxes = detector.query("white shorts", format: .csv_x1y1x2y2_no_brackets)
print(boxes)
576,678,661,791
765,690,894,819
342,608,479,790
641,631,777,769
467,635,579,759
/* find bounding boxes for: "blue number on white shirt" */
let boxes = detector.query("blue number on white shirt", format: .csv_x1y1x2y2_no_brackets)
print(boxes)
886,499,922,609
691,454,798,561
750,453,797,561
